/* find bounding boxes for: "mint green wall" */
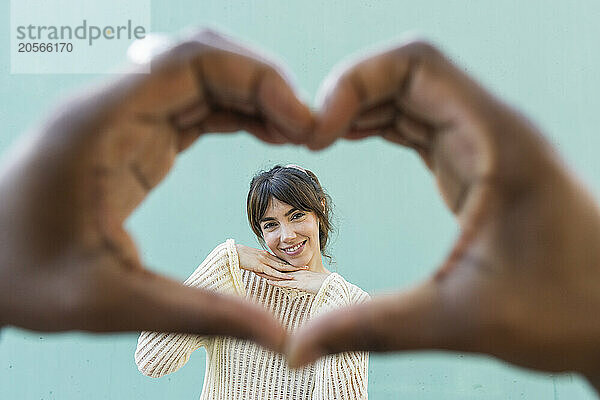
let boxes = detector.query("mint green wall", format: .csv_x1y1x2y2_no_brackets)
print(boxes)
1,0,599,398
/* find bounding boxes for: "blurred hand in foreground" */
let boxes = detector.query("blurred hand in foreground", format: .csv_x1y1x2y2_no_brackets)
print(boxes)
291,41,600,388
0,29,313,353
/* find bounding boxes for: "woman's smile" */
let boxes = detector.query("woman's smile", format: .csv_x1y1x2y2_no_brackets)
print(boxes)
281,240,307,256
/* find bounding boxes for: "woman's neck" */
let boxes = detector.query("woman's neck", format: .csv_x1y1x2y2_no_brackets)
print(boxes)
309,255,329,274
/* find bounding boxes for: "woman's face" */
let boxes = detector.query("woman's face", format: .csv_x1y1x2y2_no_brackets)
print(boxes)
259,198,322,269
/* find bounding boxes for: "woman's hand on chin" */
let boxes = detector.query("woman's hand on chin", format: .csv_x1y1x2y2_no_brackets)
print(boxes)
236,244,308,281
266,270,330,295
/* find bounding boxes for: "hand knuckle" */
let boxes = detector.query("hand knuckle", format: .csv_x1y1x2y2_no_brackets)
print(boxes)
168,40,204,60
193,28,227,43
398,40,443,62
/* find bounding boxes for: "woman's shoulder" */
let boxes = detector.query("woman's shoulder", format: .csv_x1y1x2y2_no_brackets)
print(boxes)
185,239,237,282
193,240,234,269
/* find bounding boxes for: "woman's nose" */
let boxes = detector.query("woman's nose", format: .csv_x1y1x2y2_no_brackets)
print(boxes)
279,223,296,242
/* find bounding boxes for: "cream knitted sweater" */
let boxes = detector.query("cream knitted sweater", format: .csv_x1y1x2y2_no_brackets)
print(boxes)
135,239,369,400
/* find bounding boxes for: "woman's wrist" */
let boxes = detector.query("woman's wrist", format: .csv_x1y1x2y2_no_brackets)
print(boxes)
234,243,254,272
234,243,244,269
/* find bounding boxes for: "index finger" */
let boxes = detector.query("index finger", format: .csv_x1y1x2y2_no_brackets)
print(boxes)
286,281,467,367
309,40,487,150
309,43,415,150
165,29,313,143
310,40,555,223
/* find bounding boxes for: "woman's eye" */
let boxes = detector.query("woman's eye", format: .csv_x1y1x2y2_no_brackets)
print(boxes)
263,222,276,230
292,212,305,220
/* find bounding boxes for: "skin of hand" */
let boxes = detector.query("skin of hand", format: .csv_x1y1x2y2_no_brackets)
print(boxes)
289,40,600,388
235,243,309,281
0,29,313,353
267,270,330,294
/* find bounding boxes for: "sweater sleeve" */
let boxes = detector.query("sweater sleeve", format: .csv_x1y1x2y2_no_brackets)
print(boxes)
310,273,370,399
134,239,244,378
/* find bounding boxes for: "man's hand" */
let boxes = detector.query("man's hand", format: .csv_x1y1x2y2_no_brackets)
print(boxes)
0,29,312,353
290,40,600,382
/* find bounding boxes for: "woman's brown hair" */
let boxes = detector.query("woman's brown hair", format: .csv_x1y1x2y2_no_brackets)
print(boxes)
247,165,333,262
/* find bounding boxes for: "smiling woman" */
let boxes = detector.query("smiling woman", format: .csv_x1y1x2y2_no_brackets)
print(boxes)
248,164,332,270
134,165,370,400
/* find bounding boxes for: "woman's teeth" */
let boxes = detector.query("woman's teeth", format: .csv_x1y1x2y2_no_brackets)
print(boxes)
284,241,304,253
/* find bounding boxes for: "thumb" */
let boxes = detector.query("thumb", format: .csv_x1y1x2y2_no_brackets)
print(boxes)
286,280,460,367
79,263,287,353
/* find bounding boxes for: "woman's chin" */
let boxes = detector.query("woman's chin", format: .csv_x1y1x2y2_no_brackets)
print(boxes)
283,255,309,268
286,259,303,267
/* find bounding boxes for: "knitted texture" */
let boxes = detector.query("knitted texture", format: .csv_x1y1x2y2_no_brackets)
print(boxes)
135,239,369,399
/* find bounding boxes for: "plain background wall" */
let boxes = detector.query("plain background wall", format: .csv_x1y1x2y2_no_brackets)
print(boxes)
2,0,600,398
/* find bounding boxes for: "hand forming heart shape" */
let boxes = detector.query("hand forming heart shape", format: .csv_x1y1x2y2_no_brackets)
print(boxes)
1,28,600,387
